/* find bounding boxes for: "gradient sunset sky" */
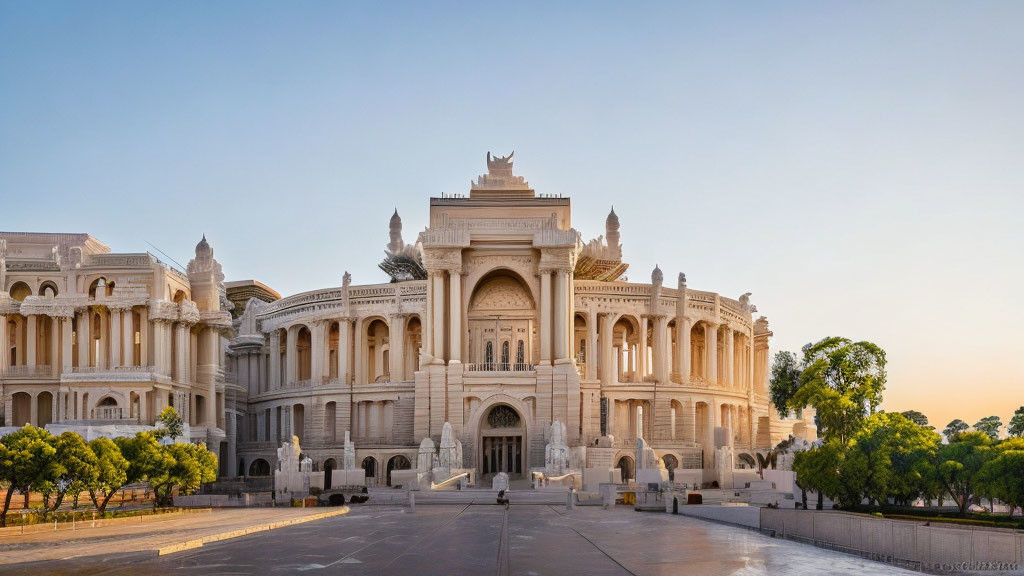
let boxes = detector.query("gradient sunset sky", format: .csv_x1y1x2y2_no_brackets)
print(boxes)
2,2,1021,433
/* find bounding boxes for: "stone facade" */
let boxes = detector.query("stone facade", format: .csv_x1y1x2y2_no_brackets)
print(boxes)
0,152,815,487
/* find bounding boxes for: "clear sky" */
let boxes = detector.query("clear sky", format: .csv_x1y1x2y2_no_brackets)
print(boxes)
2,2,1022,433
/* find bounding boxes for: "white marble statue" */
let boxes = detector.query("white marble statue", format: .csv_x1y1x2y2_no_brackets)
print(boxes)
418,437,436,474
343,430,356,470
545,420,570,476
274,436,324,498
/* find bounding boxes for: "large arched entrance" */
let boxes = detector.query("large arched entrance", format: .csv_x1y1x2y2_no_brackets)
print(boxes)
323,458,336,490
616,455,634,483
386,455,411,486
480,404,526,481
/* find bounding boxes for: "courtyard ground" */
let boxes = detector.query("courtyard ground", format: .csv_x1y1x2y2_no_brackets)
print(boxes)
0,506,348,569
0,504,919,575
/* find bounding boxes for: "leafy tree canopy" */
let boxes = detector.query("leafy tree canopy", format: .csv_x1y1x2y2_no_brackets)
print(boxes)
899,410,929,428
1008,406,1024,438
943,419,970,443
973,415,1002,441
769,351,802,417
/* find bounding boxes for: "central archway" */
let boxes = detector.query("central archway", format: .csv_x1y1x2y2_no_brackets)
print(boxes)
479,404,526,481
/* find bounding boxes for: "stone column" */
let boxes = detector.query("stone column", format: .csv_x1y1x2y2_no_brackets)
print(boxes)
48,317,59,375
586,309,598,380
338,319,351,384
390,315,405,380
30,393,38,426
109,309,122,367
60,316,73,373
77,310,90,368
269,405,279,443
599,314,614,385
26,314,36,368
174,323,189,383
539,270,552,364
269,330,281,389
138,307,149,367
368,401,380,442
197,327,218,427
705,401,716,467
431,272,446,362
553,269,568,362
310,321,324,382
384,401,394,442
122,309,134,367
0,313,8,373
705,323,718,384
638,318,648,380
653,317,667,383
448,270,462,364
726,328,735,388
353,317,364,384
285,326,296,385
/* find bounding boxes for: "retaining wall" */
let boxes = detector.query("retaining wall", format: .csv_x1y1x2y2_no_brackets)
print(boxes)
761,508,1024,572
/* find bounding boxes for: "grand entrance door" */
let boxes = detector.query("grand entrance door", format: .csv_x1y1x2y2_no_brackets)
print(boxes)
479,404,526,480
481,435,523,476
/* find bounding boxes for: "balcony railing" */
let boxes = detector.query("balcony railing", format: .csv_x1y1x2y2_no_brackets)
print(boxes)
2,365,53,377
70,365,158,373
464,362,534,373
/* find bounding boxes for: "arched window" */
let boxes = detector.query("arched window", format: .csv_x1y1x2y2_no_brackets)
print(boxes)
485,341,494,370
500,341,510,370
516,340,525,369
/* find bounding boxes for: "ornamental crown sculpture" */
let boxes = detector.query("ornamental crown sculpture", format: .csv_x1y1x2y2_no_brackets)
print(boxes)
472,151,530,192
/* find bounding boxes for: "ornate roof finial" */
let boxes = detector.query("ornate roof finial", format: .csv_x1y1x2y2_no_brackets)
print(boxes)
652,264,663,285
678,272,687,287
606,206,619,231
388,210,404,254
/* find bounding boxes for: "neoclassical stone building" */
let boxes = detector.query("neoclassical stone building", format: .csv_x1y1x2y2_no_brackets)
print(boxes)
0,153,814,485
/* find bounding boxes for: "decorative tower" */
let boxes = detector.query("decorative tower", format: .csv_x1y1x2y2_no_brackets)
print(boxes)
605,207,621,260
388,209,404,254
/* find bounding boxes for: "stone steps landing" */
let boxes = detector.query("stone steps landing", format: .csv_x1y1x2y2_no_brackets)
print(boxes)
365,487,569,506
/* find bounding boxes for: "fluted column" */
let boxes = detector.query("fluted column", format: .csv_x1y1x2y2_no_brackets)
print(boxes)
638,317,648,380
174,323,189,383
138,307,148,367
353,317,365,384
60,316,73,372
705,323,718,384
539,270,552,364
109,309,121,367
0,313,8,373
586,309,598,380
285,326,296,385
26,314,37,368
726,328,735,388
269,330,281,389
122,309,134,367
47,317,58,375
599,314,614,385
431,272,446,362
337,319,351,384
448,270,462,364
390,315,405,380
77,310,91,368
310,321,325,382
653,316,668,383
553,269,569,362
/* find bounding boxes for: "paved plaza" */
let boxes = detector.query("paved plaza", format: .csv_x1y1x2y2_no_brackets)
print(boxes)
2,505,917,575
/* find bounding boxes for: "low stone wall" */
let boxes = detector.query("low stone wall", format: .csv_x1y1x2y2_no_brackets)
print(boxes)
174,493,272,508
761,508,1024,572
676,504,761,529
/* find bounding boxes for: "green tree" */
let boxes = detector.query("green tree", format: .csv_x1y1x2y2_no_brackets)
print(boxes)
155,407,184,441
47,432,99,512
974,416,1002,440
115,432,172,507
789,337,886,444
151,443,217,506
935,431,994,515
0,426,58,527
976,438,1024,515
87,438,130,513
900,410,929,428
943,419,969,443
793,442,844,510
769,351,802,417
841,412,940,507
1007,407,1024,438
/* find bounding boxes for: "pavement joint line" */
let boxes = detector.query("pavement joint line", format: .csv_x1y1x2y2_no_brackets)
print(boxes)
155,507,350,556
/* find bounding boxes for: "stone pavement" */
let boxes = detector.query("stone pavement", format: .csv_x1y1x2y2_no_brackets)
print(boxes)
0,506,348,568
4,504,920,575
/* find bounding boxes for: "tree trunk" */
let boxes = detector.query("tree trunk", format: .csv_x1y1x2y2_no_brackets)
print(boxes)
49,491,66,513
801,488,807,510
99,490,117,514
89,490,100,510
816,491,824,510
0,485,15,528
